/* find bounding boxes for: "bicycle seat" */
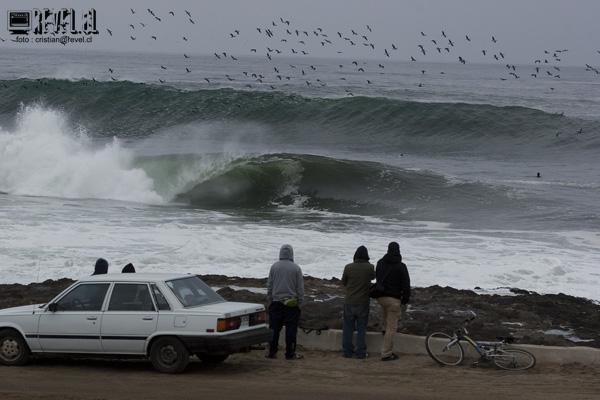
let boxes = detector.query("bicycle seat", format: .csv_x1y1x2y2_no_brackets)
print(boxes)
496,336,515,343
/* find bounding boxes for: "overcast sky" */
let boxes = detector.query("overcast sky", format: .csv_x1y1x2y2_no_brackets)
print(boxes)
1,0,600,66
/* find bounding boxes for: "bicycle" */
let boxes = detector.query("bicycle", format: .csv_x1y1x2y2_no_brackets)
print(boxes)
425,311,536,371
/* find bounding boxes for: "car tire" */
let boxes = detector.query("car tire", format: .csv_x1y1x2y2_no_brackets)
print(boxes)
0,329,30,366
150,337,190,374
197,353,229,364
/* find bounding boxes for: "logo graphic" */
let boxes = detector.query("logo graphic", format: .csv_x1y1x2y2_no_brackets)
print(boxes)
7,10,31,34
6,8,99,45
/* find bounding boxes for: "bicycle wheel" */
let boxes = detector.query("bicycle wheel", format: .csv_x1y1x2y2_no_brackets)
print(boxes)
426,332,464,366
492,348,536,371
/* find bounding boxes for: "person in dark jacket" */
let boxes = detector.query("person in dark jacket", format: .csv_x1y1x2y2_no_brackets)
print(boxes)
341,245,375,358
375,242,410,361
266,244,305,360
92,258,109,275
122,263,136,273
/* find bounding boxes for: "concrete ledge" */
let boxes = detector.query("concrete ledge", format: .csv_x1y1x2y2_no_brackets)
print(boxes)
293,329,600,366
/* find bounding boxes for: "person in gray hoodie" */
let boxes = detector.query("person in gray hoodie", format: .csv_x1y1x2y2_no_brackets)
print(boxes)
266,244,305,360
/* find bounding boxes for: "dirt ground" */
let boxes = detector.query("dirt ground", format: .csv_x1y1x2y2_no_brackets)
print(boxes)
1,350,599,400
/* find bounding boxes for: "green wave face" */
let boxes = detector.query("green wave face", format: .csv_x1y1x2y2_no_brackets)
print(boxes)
1,79,596,155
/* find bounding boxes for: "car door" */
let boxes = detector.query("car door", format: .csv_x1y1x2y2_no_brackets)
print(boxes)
37,283,110,353
100,283,158,354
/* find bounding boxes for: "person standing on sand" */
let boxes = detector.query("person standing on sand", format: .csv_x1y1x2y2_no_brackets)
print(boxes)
341,245,375,359
266,244,305,360
374,242,410,361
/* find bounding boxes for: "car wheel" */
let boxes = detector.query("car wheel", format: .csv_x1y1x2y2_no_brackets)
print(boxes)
150,337,190,374
197,353,229,364
0,329,30,366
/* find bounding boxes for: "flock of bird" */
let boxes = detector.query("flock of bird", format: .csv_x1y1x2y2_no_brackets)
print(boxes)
95,8,600,97
1,7,599,100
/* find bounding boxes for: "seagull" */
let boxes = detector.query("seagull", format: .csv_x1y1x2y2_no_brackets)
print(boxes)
492,36,497,43
189,18,195,24
204,78,210,83
420,31,426,36
410,56,416,61
182,36,188,41
214,53,221,59
465,35,471,42
384,49,390,57
129,24,135,29
366,25,372,32
130,36,136,40
106,28,112,36
159,79,165,83
185,68,191,73
185,10,192,17
392,43,397,50
482,50,486,56
111,76,117,81
184,54,190,58
130,8,135,14
140,22,145,28
108,68,114,73
169,11,175,16
442,30,447,38
151,36,157,40
160,65,167,70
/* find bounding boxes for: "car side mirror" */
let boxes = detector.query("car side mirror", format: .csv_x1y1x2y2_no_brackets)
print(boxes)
48,303,58,312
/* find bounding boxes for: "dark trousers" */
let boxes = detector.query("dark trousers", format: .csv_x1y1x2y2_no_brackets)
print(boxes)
342,303,370,357
268,301,301,358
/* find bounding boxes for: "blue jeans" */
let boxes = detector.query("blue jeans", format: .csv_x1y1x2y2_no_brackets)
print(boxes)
342,303,370,357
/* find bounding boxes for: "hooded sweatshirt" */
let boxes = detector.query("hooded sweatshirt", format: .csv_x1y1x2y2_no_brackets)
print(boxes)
93,258,109,275
342,246,375,305
267,244,305,306
375,242,411,304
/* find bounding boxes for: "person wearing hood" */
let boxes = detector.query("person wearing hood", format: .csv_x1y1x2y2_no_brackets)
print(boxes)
122,263,135,273
341,245,375,359
373,242,411,361
266,244,305,360
92,258,109,275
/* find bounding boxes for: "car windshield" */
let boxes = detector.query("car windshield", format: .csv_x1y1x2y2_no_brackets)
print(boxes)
165,276,224,308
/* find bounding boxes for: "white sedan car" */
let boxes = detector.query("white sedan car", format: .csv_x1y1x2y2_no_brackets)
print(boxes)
0,273,271,373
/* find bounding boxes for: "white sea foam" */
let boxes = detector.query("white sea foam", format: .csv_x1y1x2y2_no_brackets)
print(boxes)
1,194,599,300
0,105,163,204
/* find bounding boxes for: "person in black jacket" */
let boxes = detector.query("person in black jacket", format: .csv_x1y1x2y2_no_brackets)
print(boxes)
375,242,410,361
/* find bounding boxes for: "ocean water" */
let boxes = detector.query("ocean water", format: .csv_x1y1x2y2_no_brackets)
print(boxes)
0,49,599,299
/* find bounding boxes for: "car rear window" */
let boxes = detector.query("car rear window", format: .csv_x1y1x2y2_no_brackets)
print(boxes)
166,276,224,308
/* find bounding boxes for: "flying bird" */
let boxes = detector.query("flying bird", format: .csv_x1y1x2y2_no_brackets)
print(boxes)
106,28,112,36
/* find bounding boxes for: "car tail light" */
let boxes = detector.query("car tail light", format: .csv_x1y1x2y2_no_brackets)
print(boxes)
217,317,241,332
249,311,266,326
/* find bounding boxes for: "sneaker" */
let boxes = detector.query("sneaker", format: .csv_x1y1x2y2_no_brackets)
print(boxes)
381,353,399,361
285,353,304,360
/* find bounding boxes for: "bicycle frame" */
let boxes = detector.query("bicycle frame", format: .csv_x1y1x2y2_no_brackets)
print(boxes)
453,327,504,358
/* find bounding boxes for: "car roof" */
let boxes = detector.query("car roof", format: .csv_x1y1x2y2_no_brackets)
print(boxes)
81,273,193,283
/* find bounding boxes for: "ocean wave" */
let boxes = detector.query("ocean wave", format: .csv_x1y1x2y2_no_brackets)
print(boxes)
1,78,598,153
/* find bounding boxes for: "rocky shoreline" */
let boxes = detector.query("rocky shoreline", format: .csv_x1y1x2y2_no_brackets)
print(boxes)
1,275,598,348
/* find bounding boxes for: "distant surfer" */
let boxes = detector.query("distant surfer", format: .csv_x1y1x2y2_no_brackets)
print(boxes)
576,128,583,135
536,172,541,178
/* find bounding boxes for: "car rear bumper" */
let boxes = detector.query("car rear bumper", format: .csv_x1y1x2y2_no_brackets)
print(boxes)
178,327,271,354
